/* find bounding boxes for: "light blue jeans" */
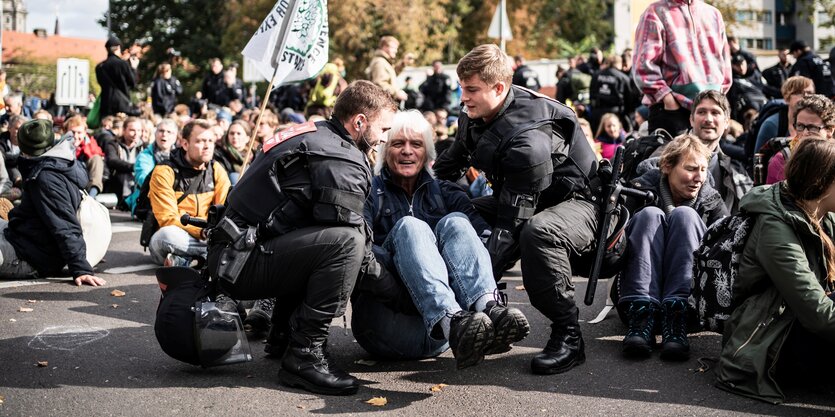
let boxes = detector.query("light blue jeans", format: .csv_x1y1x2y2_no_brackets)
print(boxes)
148,225,208,266
618,206,706,305
352,213,495,359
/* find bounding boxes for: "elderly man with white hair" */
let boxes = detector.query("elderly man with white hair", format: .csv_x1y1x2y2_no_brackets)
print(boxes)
352,109,530,370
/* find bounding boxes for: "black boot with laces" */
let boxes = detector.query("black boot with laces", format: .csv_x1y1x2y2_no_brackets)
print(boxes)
660,299,690,361
278,341,359,395
622,300,656,358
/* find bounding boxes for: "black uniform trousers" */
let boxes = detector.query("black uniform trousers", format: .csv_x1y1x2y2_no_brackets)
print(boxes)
211,225,365,347
473,195,600,328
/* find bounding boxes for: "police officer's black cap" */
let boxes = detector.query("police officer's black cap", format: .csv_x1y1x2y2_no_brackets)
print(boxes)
105,35,122,49
789,40,808,53
731,53,746,64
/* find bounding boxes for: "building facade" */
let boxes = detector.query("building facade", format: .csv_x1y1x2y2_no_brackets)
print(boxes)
2,0,27,32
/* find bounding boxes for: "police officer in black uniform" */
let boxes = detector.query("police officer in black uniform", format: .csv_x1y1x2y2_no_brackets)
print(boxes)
434,45,600,375
590,54,632,131
790,40,835,98
207,81,396,396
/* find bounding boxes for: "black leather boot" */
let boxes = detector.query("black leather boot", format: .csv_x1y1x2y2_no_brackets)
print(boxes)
531,324,586,375
278,342,359,395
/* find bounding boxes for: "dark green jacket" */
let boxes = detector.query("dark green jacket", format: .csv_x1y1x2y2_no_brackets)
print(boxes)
716,184,835,403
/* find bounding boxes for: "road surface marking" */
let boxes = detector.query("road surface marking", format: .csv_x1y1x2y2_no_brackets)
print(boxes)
102,264,158,274
111,224,141,233
28,326,110,351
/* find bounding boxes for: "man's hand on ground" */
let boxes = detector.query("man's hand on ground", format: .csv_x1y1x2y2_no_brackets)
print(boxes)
75,274,106,287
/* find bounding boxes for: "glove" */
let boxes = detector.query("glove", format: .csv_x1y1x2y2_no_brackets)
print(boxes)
486,227,519,281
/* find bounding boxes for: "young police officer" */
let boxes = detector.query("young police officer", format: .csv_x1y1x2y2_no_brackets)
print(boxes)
434,45,601,375
207,81,396,395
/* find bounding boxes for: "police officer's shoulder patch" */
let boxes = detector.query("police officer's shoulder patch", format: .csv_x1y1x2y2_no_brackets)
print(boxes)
263,121,317,153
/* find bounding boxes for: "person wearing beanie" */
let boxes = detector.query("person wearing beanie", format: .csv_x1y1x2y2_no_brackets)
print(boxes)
95,34,140,117
1,119,105,286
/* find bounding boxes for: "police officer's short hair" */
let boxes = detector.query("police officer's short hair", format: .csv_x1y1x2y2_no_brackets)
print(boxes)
332,80,397,123
457,44,513,86
691,90,730,119
375,110,436,175
182,119,214,142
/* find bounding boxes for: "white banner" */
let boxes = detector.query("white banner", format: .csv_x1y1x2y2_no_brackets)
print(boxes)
242,0,329,87
55,58,90,106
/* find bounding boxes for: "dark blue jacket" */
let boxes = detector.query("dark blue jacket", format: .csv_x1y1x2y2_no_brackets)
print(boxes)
358,167,489,312
6,139,93,278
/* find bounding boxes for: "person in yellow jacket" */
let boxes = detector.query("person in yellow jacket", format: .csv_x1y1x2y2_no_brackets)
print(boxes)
306,63,347,118
148,119,230,266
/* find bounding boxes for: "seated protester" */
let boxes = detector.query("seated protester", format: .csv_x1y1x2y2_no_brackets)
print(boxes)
147,119,229,266
353,110,529,368
594,113,625,160
94,115,122,148
124,119,178,213
753,76,814,154
716,138,835,404
727,54,768,123
766,94,835,185
619,134,728,360
64,115,105,196
2,120,105,286
0,114,27,187
104,117,144,209
688,90,753,214
213,119,251,185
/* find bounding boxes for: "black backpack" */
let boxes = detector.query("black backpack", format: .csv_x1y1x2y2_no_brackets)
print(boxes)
743,99,788,158
620,128,674,182
689,213,755,333
756,136,792,181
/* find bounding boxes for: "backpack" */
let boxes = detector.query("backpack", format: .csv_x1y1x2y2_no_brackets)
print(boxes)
754,136,792,184
569,71,592,104
689,213,756,333
620,128,674,182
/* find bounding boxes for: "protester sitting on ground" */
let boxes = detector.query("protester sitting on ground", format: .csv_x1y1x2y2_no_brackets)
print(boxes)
619,134,728,361
716,138,835,404
594,113,625,160
213,119,250,185
104,116,145,209
147,119,229,267
64,115,105,196
94,115,122,148
766,94,835,185
353,110,529,369
0,114,26,187
1,119,105,286
577,118,602,160
254,110,278,145
753,76,814,153
125,119,178,213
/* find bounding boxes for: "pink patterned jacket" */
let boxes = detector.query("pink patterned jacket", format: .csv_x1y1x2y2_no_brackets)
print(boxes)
632,0,732,110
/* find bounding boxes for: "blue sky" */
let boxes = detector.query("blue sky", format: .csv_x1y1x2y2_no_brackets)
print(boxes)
25,0,109,40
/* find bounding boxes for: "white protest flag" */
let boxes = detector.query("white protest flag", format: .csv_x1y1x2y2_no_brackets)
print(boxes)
242,0,329,86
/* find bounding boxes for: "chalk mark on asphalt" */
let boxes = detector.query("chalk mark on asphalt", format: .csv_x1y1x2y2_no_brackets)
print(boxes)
28,326,110,351
102,264,157,274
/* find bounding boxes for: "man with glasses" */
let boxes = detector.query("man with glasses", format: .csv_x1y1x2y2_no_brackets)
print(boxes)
766,94,835,184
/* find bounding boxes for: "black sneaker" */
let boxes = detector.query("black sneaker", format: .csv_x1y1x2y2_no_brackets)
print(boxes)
660,299,690,361
244,298,275,335
483,301,530,355
448,311,493,370
622,301,656,358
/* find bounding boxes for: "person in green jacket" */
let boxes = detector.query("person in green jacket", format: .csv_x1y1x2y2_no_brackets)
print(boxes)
716,137,835,404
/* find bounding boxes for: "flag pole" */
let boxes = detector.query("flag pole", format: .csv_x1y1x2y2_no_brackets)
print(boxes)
238,0,300,177
239,65,279,177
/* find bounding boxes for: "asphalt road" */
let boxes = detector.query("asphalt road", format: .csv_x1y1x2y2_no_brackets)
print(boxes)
0,211,833,416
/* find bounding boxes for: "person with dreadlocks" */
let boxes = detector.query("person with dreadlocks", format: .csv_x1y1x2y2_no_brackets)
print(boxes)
716,137,835,404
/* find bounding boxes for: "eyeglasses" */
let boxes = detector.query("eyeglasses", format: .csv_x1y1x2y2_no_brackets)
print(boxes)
795,122,827,133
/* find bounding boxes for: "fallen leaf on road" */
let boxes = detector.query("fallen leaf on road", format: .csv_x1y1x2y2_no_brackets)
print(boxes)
111,290,126,297
0,394,4,404
355,359,377,366
36,361,48,367
27,300,37,304
18,307,33,312
111,304,119,309
296,405,305,410
365,397,387,406
429,383,448,392
515,285,525,291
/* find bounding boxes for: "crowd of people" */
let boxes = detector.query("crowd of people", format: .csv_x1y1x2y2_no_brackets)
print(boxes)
1,0,835,404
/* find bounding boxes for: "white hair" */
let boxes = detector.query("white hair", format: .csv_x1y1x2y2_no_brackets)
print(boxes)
374,110,437,175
